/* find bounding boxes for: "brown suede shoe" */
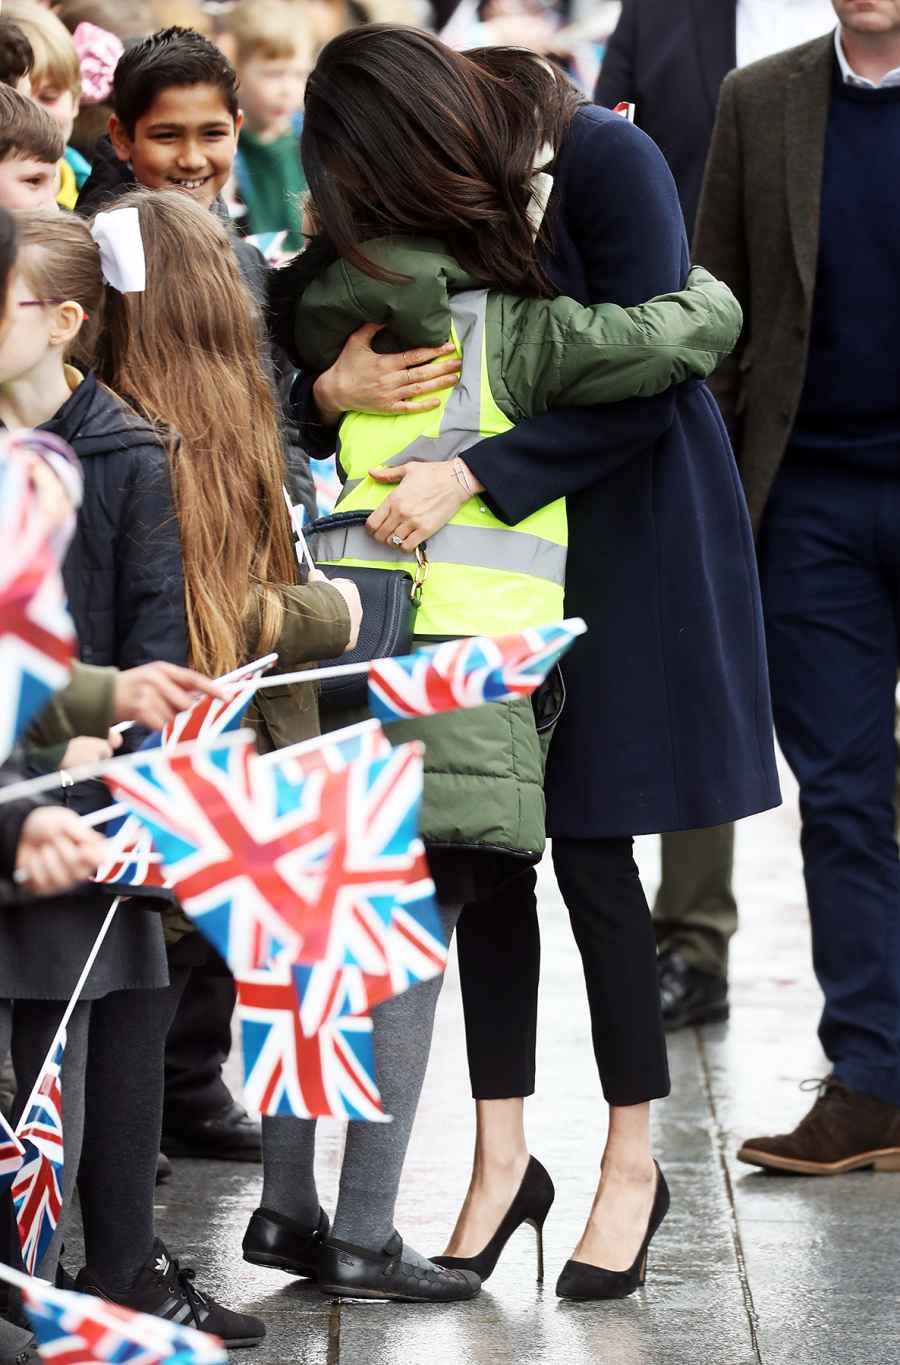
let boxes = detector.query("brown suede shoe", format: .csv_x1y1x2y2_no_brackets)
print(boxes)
738,1077,900,1175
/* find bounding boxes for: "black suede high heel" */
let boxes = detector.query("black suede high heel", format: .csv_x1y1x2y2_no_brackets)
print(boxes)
555,1162,670,1302
431,1156,555,1283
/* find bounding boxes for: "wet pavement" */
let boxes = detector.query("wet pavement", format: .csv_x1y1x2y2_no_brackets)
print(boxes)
84,761,900,1363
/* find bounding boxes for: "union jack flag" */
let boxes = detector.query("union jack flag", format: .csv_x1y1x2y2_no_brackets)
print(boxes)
288,858,447,1036
367,619,587,723
13,1036,65,1275
0,1108,24,1186
236,960,387,1121
95,684,262,893
107,737,427,976
22,1277,226,1365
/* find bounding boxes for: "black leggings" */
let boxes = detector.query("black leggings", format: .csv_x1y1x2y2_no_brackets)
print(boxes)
77,966,190,1294
457,837,670,1107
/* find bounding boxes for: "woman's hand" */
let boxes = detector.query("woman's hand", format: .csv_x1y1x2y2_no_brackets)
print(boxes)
15,807,109,895
366,459,485,552
308,569,363,652
312,324,461,425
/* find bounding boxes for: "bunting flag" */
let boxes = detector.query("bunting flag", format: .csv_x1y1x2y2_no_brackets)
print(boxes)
94,683,263,893
107,737,427,976
105,735,323,972
236,961,387,1121
366,618,586,723
21,1275,227,1365
0,451,75,762
12,1037,65,1275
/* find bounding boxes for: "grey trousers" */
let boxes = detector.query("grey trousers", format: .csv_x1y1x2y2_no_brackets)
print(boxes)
652,824,737,977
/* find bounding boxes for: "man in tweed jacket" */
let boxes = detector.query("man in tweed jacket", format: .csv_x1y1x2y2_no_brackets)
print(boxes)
694,0,900,1176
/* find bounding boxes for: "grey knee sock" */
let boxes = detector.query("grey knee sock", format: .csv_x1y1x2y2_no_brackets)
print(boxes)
331,903,461,1250
260,1116,320,1226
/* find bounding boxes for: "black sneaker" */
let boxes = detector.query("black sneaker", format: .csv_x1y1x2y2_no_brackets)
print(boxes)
75,1239,266,1349
658,950,729,1031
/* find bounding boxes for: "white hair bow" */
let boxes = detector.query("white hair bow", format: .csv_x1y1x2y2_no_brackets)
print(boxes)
90,206,146,294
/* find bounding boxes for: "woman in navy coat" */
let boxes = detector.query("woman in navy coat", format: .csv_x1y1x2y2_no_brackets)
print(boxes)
284,27,780,1299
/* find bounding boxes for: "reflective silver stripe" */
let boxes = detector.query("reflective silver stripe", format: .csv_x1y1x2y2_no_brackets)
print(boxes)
312,521,566,586
335,289,492,512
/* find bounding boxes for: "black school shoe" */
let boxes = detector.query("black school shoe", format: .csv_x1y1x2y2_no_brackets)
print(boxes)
242,1207,329,1278
161,1101,262,1162
318,1232,480,1303
75,1239,265,1349
658,951,729,1031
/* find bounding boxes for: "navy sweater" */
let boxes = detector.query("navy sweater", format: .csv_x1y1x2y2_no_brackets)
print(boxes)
791,65,900,469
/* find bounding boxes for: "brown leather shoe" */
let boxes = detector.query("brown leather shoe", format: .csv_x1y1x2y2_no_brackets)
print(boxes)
738,1077,900,1175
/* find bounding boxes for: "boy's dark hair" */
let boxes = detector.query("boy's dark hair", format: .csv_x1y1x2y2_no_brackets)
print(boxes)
0,17,35,88
0,83,64,165
112,26,240,135
0,206,17,319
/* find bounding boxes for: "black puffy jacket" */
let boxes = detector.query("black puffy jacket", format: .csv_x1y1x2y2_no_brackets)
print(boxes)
76,139,316,521
44,372,187,671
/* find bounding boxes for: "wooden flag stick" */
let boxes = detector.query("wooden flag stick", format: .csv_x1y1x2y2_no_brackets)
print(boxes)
0,729,253,807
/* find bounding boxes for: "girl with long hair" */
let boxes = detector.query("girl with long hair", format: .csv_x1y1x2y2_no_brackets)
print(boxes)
0,206,266,1345
71,188,360,1335
268,25,779,1304
0,200,358,1343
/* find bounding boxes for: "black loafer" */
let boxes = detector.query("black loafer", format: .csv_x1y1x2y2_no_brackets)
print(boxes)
161,1101,261,1162
658,951,729,1032
318,1232,481,1303
242,1207,329,1278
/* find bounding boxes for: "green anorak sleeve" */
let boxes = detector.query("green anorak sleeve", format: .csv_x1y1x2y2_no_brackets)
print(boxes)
494,267,743,419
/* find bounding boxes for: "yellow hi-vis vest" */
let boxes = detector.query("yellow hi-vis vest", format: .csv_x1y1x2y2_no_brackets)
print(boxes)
313,290,568,637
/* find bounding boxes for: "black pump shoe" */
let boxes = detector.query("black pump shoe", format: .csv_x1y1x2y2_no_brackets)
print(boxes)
318,1232,481,1303
242,1207,329,1279
431,1156,555,1283
556,1163,670,1302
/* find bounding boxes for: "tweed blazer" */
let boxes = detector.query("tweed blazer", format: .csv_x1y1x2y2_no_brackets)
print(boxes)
693,33,835,529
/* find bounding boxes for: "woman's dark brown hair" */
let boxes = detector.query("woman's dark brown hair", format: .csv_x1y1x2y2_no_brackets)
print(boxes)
300,25,584,299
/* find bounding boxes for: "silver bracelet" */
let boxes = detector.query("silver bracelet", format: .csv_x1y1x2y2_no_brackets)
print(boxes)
453,458,473,496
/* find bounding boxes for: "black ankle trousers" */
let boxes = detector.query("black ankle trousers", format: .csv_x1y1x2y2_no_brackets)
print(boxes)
457,837,670,1107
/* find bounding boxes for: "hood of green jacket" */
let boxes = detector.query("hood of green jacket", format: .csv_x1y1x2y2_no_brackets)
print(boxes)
294,236,480,372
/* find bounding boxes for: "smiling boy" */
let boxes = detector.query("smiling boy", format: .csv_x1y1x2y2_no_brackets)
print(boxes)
78,27,244,213
76,26,315,519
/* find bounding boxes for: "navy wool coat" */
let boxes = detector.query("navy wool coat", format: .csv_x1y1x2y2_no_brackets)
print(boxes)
462,106,781,838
